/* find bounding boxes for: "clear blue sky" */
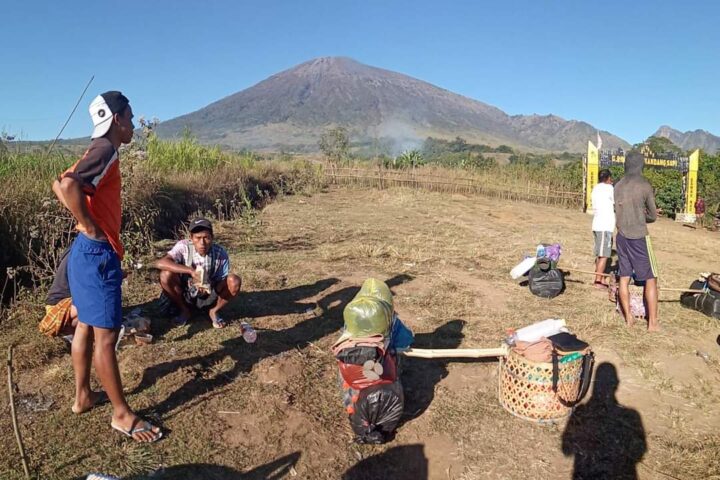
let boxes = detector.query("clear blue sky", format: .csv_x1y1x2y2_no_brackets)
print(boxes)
1,0,718,144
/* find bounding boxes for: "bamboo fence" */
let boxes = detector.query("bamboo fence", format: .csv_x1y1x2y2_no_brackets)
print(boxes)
324,165,583,209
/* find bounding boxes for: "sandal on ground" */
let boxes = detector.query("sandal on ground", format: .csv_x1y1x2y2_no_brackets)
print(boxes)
212,316,227,329
592,282,607,290
111,418,163,443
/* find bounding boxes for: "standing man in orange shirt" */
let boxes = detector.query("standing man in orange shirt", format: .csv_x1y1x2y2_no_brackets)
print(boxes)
52,91,162,442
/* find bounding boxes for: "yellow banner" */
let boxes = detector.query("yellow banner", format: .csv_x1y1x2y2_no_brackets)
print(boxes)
610,156,679,168
586,141,599,210
685,150,699,214
587,144,701,216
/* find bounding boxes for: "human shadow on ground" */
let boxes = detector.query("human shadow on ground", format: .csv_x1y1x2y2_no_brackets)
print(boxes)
341,444,428,480
121,451,301,480
172,277,343,341
132,275,413,418
561,362,646,480
400,319,466,424
230,277,341,319
250,235,316,252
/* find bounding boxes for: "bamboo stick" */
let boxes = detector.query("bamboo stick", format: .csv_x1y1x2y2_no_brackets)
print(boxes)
659,287,707,294
561,269,706,294
7,346,30,479
400,346,508,359
562,268,614,278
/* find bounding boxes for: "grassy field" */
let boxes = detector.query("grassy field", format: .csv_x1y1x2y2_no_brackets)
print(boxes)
1,185,719,479
0,138,325,307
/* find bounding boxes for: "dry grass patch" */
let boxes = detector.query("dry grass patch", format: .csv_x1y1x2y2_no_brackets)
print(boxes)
2,187,720,479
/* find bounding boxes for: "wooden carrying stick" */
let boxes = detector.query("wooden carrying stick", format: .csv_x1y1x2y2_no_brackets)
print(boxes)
7,346,30,479
400,346,508,359
659,287,707,294
562,267,614,278
563,268,707,294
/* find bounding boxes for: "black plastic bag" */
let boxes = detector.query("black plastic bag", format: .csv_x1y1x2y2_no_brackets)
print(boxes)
528,262,565,298
681,280,720,319
350,380,404,444
335,346,382,365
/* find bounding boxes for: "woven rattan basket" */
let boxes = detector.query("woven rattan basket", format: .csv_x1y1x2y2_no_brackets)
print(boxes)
498,348,586,424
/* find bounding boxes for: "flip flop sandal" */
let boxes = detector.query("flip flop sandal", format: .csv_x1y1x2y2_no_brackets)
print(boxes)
71,390,110,414
115,325,126,351
111,418,163,443
212,317,227,329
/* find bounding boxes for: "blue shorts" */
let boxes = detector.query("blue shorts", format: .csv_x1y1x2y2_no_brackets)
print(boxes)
616,233,658,281
67,233,123,329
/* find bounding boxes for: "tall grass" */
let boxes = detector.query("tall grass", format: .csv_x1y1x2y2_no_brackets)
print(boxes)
0,134,325,312
0,152,71,179
145,131,241,172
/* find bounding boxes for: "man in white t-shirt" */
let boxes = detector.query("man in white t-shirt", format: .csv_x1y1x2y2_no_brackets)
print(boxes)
154,218,241,329
591,169,615,288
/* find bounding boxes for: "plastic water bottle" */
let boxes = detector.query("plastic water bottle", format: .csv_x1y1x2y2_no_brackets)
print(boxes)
514,318,566,343
536,244,546,258
86,474,120,480
505,329,518,346
240,321,257,343
510,256,537,279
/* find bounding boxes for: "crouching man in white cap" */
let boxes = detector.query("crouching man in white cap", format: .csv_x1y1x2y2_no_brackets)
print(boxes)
154,217,242,329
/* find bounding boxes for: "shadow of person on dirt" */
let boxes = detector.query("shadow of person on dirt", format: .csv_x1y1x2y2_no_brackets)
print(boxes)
251,235,316,252
400,319,465,424
142,277,343,341
342,444,428,480
561,362,646,480
231,277,342,319
132,275,413,418
121,451,301,480
171,277,344,342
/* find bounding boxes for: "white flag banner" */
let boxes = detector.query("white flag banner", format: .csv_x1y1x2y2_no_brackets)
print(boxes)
597,131,602,151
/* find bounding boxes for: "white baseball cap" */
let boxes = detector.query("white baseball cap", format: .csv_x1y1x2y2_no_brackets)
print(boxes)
89,91,129,139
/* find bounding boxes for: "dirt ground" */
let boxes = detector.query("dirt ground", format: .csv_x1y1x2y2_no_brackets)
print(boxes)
2,186,720,479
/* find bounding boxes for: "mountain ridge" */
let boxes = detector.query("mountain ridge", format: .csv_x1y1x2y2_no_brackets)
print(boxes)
653,125,720,153
155,56,630,153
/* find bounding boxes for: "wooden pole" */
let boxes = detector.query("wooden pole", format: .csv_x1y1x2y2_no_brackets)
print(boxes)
400,346,508,359
45,75,94,160
659,287,706,294
562,267,614,278
562,269,705,293
7,346,31,479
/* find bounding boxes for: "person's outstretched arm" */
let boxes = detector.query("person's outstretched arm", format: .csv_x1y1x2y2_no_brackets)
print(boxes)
154,255,194,276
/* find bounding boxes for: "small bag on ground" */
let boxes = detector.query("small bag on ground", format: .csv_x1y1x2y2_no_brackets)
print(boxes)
349,379,404,444
528,259,565,298
681,279,720,319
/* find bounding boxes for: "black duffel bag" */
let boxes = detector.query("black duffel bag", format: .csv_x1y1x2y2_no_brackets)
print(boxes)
528,258,565,298
681,280,720,319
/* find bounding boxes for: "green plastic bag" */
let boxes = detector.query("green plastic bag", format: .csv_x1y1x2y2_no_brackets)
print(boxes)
343,295,392,338
357,278,394,311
